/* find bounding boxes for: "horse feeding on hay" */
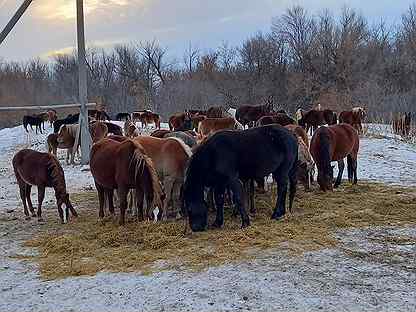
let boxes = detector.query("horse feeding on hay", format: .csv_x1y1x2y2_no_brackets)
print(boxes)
133,136,192,220
310,123,359,192
182,125,298,232
339,107,366,134
90,138,164,225
12,149,77,223
298,109,337,134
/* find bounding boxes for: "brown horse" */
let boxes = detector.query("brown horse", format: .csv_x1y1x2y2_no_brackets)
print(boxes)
256,113,296,127
47,133,76,163
310,124,359,191
133,136,192,220
12,149,77,223
339,108,366,133
46,109,58,127
138,111,161,129
90,138,163,225
169,112,193,131
57,124,80,164
89,121,108,143
298,109,337,134
206,106,225,118
197,117,238,141
235,101,274,128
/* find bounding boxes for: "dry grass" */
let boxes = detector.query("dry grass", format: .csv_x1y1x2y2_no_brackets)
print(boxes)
23,182,416,280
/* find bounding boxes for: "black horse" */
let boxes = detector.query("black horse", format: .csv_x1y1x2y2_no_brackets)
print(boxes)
23,115,45,134
116,112,131,121
53,114,80,133
182,125,298,232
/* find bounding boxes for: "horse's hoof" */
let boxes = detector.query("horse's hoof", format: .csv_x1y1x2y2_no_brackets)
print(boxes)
271,212,284,221
211,221,223,229
241,218,250,229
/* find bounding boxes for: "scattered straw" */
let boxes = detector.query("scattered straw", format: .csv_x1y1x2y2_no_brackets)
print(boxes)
22,182,416,280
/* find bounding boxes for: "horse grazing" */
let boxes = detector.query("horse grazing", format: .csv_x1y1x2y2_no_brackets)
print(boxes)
285,125,314,190
23,115,44,134
13,149,77,223
310,124,359,192
116,112,131,121
339,108,366,133
256,113,295,127
133,136,192,219
90,138,163,225
197,117,238,142
235,101,274,128
89,121,108,143
169,112,193,131
183,125,298,232
298,109,337,134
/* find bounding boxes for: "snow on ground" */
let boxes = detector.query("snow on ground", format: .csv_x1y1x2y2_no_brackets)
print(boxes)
0,123,415,312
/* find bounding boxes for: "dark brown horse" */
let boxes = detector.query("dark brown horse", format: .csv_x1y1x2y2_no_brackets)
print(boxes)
138,111,161,129
298,109,337,134
310,124,359,192
256,113,295,127
235,101,274,128
90,138,163,225
13,149,77,223
169,112,193,131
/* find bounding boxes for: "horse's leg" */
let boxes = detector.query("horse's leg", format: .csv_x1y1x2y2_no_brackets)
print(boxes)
95,183,105,219
135,187,145,221
288,164,297,213
271,172,288,220
352,156,358,185
171,180,183,220
37,186,45,222
249,179,255,214
163,177,175,220
19,184,30,220
117,187,128,225
206,187,215,212
212,184,226,228
25,185,35,216
334,159,344,188
347,155,353,183
107,189,115,216
229,179,250,228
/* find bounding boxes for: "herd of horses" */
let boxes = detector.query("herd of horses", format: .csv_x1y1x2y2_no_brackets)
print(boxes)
15,103,367,232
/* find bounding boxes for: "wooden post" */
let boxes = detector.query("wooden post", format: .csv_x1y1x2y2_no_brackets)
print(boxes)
76,0,92,165
0,0,34,46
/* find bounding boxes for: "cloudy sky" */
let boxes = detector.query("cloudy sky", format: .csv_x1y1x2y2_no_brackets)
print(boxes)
0,0,414,62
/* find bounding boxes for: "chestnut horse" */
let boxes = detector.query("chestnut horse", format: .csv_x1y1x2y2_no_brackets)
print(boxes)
90,138,163,225
13,149,77,223
89,121,108,143
339,108,366,133
235,101,274,128
138,111,161,129
310,124,359,192
197,117,238,142
133,136,192,220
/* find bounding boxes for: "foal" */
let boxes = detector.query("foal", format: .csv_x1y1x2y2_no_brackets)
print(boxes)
13,149,77,223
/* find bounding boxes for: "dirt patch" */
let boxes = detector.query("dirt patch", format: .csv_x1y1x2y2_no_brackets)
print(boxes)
17,182,416,280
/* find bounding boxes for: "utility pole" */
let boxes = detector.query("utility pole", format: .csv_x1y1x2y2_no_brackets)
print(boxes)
0,0,34,46
76,0,92,164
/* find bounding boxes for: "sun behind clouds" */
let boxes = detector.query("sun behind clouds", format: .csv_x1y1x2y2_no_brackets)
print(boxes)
32,0,144,21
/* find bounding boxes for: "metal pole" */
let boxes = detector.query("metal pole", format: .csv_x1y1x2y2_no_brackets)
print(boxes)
0,0,34,46
76,0,92,164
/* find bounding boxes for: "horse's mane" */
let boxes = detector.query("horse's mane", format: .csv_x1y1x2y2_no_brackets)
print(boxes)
46,154,67,197
317,128,332,176
166,137,193,158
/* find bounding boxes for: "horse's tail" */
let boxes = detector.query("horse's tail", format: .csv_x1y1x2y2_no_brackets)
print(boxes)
318,128,332,174
130,142,163,218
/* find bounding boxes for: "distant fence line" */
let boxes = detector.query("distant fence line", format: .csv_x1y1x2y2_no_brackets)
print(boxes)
0,103,97,111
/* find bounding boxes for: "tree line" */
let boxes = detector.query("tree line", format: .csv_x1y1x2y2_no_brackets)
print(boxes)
1,5,416,126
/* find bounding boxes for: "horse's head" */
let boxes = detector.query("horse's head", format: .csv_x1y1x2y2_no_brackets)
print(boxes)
317,165,334,192
56,193,74,224
297,139,315,190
